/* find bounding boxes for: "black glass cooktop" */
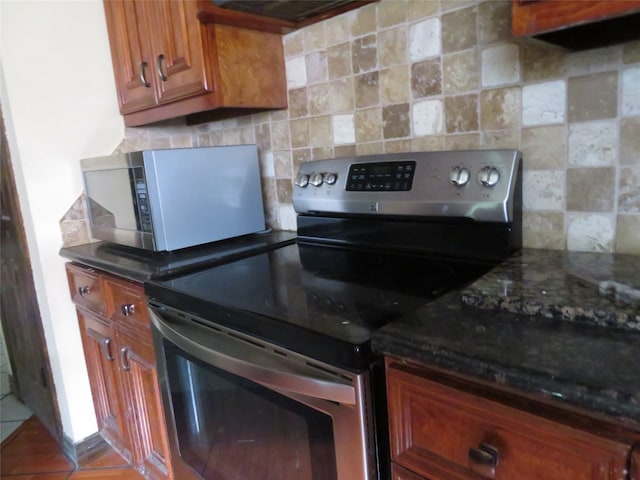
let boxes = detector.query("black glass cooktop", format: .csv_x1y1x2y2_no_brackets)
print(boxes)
146,241,495,371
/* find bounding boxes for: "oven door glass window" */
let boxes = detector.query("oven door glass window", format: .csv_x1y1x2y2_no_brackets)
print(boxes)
164,341,338,480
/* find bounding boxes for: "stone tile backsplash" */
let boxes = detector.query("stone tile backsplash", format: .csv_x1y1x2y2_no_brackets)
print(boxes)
106,0,638,254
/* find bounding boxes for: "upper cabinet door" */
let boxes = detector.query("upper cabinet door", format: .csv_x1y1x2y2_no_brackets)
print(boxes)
146,0,213,105
103,0,156,114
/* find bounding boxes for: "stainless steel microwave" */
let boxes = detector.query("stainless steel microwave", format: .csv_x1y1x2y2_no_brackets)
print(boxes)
81,145,266,252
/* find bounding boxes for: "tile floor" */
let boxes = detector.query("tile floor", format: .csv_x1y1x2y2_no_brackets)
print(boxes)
0,336,33,443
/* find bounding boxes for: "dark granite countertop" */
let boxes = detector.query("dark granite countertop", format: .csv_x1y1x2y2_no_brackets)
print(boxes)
372,248,640,427
59,230,296,282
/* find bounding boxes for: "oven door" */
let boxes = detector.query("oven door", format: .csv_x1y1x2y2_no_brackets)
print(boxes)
149,305,377,480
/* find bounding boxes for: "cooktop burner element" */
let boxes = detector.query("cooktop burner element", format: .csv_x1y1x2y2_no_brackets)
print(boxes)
146,150,522,371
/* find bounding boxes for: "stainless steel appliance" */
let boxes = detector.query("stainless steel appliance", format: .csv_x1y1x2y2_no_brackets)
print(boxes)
146,150,523,480
81,145,265,252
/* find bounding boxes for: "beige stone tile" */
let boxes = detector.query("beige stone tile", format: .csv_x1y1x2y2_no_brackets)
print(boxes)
170,136,194,148
409,0,440,20
619,167,640,213
284,31,304,56
308,116,333,147
615,215,640,254
252,111,272,125
444,133,480,150
381,66,410,104
441,0,474,11
568,120,617,167
622,67,640,117
333,114,356,144
521,126,567,169
410,17,441,61
273,151,293,178
352,34,378,74
239,126,255,144
567,167,615,212
566,45,622,75
312,146,334,160
441,6,477,54
271,121,291,150
356,72,380,108
60,220,92,248
523,170,565,211
209,131,224,145
481,129,519,149
261,177,278,227
567,72,617,122
330,77,355,113
355,107,383,142
413,99,444,135
379,27,408,69
480,87,520,130
481,43,520,87
290,118,310,148
192,133,211,147
306,51,328,85
259,150,275,178
383,103,411,138
478,0,511,45
412,135,446,151
522,80,566,126
254,124,272,151
620,117,640,165
378,0,408,28
335,145,358,157
308,83,332,115
292,148,312,172
411,58,441,98
328,42,352,79
567,213,615,252
384,139,413,153
351,4,377,37
236,115,253,127
357,142,384,155
521,43,566,83
445,94,478,133
623,40,640,64
304,22,326,51
146,137,171,149
270,108,289,122
325,14,350,47
443,50,479,94
522,212,565,250
276,178,293,204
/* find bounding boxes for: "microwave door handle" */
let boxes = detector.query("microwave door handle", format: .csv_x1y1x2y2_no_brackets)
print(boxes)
150,308,356,405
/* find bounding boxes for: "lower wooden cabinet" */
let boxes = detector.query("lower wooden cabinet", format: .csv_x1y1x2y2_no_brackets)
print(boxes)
67,263,171,479
386,358,638,480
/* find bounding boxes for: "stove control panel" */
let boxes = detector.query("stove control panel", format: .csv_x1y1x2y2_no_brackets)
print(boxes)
293,150,522,224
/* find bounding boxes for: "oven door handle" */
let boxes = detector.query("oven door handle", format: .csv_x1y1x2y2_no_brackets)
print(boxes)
150,308,357,405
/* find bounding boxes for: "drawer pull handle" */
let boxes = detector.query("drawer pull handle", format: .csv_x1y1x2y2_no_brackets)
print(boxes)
121,304,136,316
120,347,131,371
468,443,499,478
139,61,150,88
102,338,114,361
157,54,167,81
78,286,91,297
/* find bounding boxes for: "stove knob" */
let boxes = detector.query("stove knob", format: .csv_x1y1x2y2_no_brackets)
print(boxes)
324,172,338,185
449,166,470,187
309,172,324,187
478,166,500,187
295,173,309,188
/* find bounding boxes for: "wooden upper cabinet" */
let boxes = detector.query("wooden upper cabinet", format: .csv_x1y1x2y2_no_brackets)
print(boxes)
512,0,640,50
386,360,634,480
102,0,286,126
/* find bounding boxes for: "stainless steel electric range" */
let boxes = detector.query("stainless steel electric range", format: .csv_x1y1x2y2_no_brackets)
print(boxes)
145,150,523,480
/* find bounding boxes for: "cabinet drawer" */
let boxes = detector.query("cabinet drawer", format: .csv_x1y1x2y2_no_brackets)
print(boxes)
104,276,150,328
387,363,631,480
66,263,105,314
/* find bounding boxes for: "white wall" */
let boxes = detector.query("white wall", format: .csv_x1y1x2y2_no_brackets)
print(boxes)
0,0,123,442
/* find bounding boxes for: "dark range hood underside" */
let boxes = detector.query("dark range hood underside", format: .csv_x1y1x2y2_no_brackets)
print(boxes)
212,0,356,23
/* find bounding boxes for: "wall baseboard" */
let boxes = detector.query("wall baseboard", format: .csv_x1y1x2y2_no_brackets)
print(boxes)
61,431,110,468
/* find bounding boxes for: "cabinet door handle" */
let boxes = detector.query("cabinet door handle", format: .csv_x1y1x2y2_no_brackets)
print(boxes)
156,54,167,81
120,303,135,316
78,285,91,297
102,338,114,361
120,347,131,371
139,61,150,87
468,443,499,478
